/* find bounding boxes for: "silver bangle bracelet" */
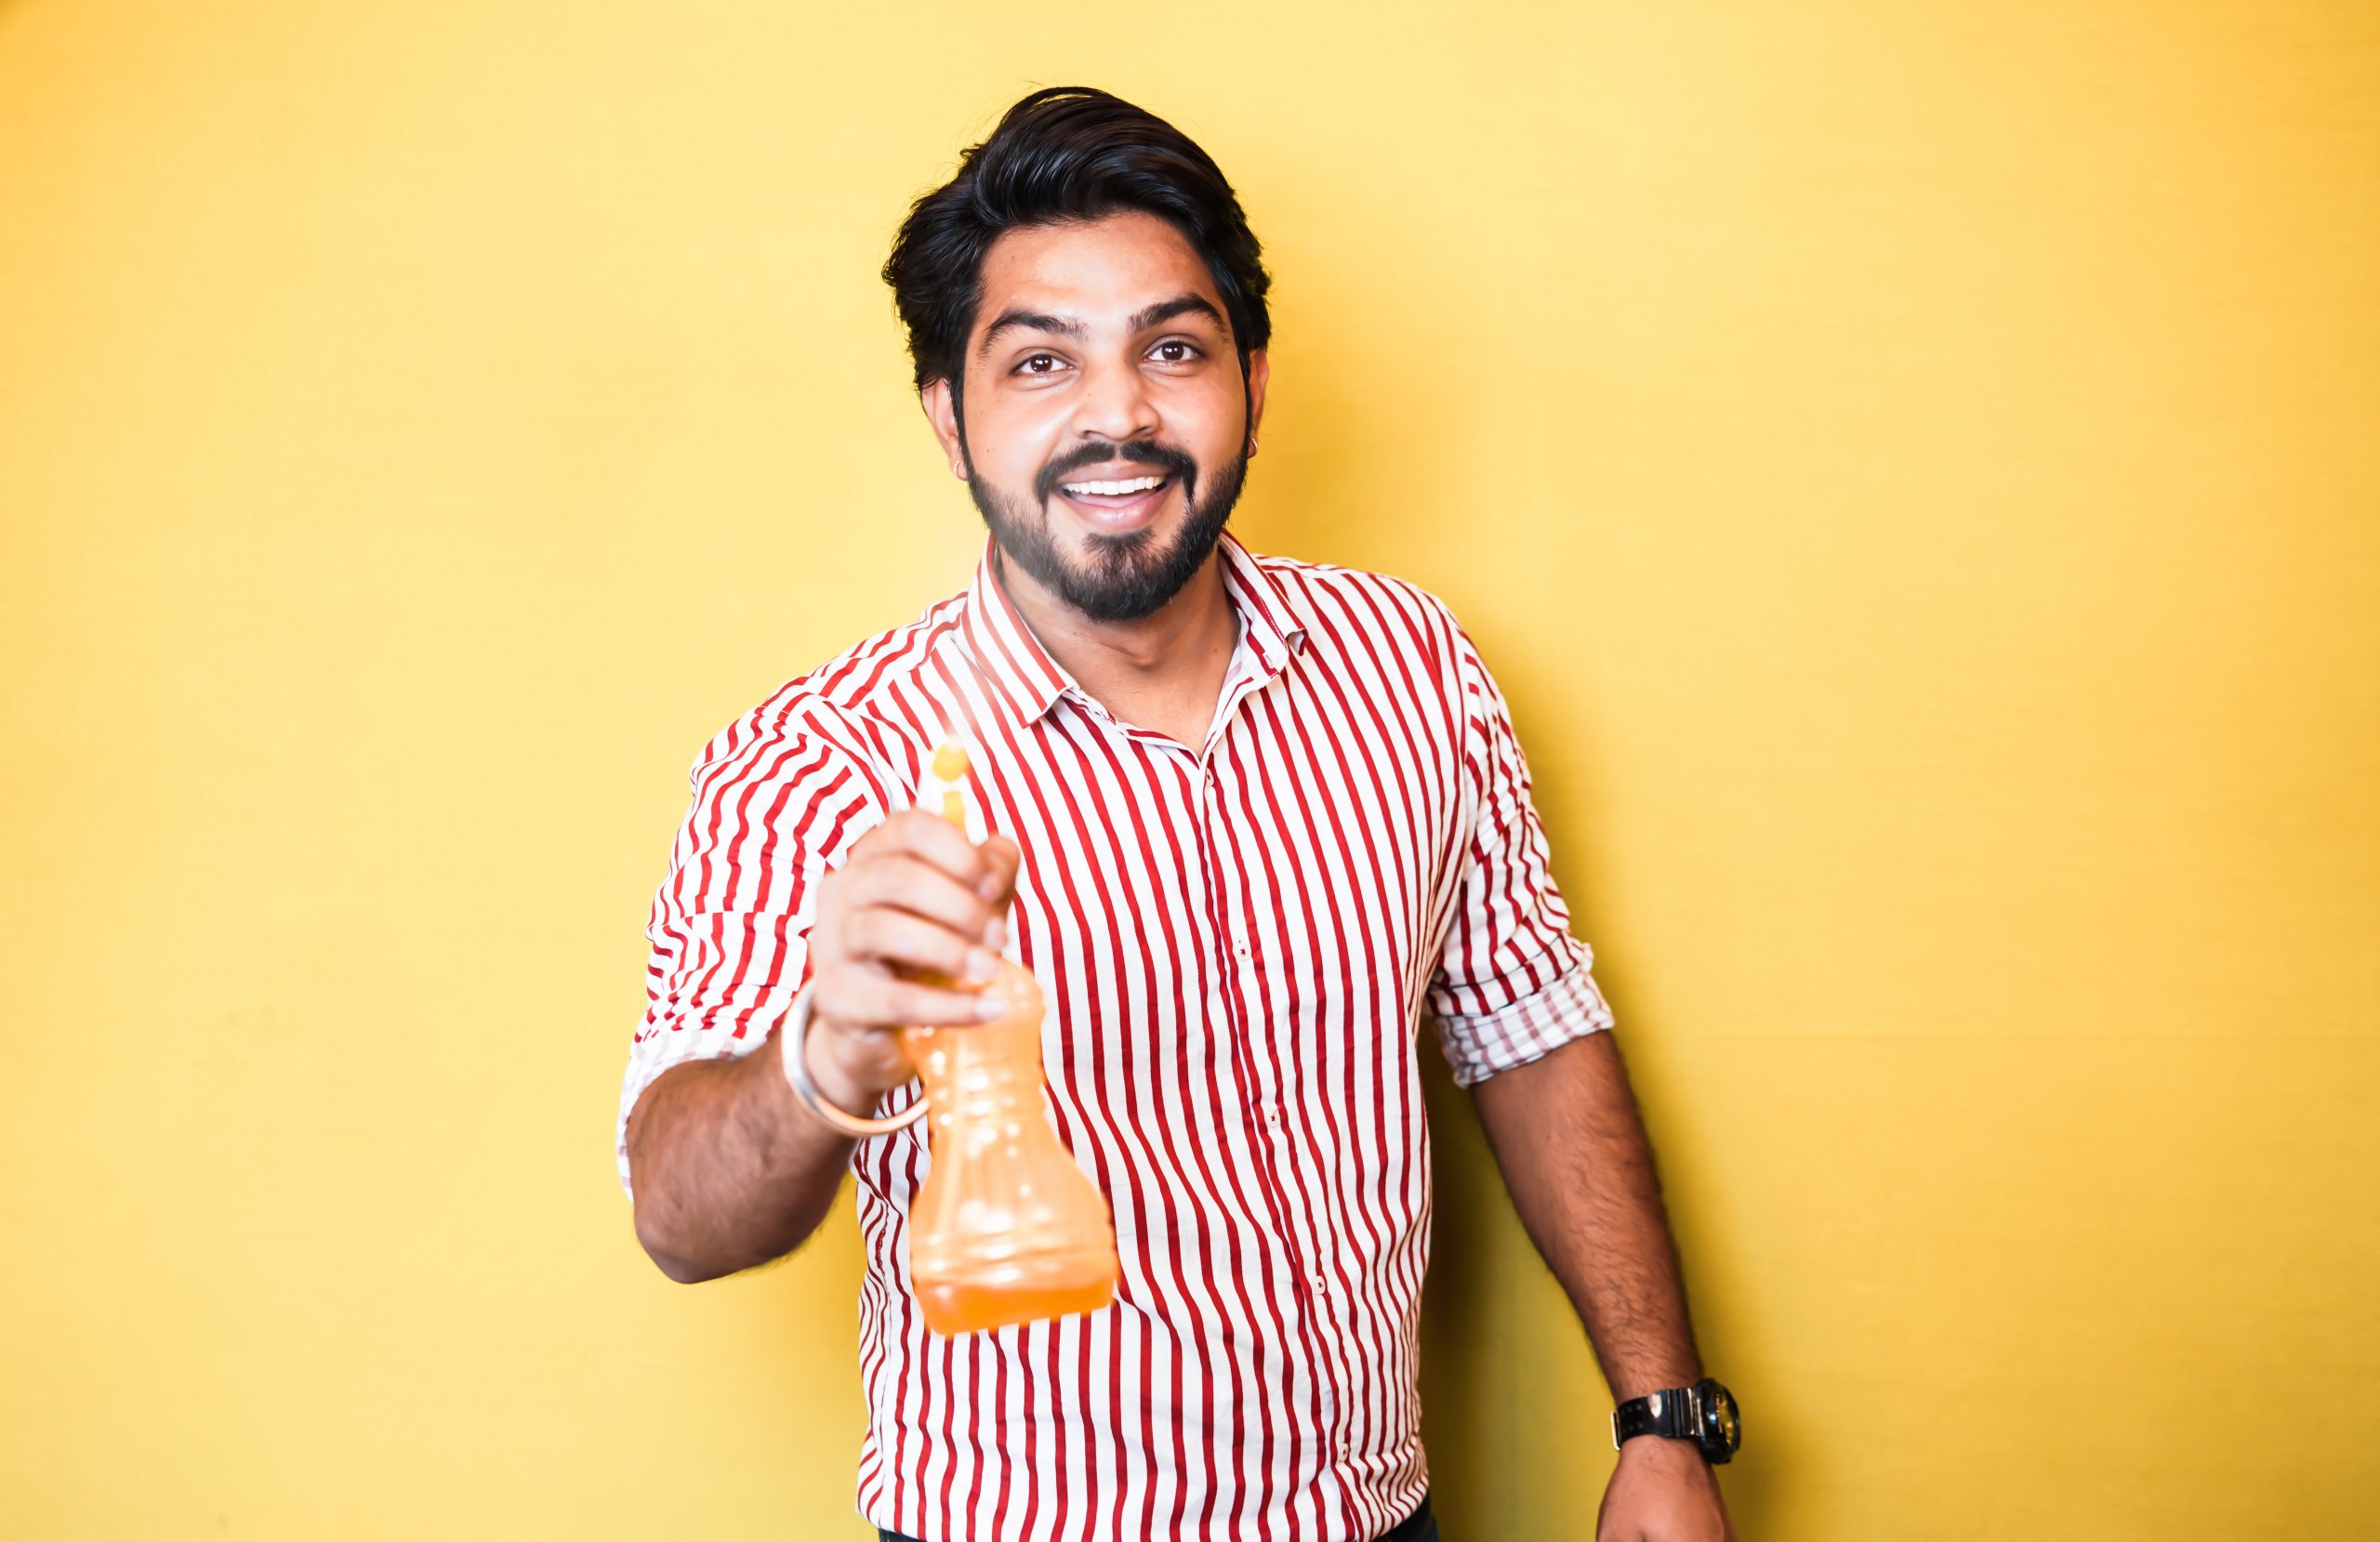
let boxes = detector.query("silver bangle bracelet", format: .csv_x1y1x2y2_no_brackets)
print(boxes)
779,982,928,1139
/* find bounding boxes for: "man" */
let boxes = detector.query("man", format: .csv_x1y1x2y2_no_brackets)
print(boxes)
617,86,1737,1542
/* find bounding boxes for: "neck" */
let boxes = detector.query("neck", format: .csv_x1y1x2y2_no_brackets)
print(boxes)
990,541,1239,745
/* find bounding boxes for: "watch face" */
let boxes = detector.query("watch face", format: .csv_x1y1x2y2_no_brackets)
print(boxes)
1696,1379,1740,1454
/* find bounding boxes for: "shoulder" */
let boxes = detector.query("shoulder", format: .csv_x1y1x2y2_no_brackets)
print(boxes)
1240,545,1471,679
683,586,972,809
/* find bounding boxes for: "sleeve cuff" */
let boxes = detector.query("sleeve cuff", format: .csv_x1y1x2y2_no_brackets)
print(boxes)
1432,956,1617,1088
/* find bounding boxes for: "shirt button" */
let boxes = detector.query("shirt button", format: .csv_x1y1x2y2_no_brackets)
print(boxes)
1263,1106,1282,1128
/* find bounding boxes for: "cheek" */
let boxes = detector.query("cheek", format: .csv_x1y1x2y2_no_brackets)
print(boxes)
1170,385,1245,455
975,396,1070,488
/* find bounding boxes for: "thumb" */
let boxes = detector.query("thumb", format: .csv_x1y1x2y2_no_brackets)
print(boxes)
978,832,1024,907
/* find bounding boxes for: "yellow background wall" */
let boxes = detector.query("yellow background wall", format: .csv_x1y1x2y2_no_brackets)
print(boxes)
4,2,2373,1535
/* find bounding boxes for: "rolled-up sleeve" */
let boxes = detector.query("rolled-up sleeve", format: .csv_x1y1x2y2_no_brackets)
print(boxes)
1425,623,1617,1087
615,702,888,1204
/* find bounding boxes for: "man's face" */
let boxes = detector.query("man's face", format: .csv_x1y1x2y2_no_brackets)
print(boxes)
925,210,1269,624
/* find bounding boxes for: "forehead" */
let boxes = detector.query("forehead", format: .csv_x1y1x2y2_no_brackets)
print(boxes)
972,211,1226,336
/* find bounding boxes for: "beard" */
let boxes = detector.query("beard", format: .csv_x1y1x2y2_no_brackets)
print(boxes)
964,435,1251,625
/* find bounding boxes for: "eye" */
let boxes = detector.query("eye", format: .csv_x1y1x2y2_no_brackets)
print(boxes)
1150,339,1201,363
1015,352,1067,376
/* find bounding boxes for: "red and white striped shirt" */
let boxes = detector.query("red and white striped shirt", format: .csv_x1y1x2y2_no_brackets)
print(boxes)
616,529,1616,1542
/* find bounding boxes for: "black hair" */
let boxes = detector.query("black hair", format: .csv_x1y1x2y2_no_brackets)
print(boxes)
881,86,1273,408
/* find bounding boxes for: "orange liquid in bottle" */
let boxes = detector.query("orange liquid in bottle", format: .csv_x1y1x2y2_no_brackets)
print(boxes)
901,959,1119,1334
899,744,1120,1336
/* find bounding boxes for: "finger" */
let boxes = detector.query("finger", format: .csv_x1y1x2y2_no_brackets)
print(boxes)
843,906,998,984
869,808,1000,895
817,967,1009,1030
841,852,999,942
975,833,1023,906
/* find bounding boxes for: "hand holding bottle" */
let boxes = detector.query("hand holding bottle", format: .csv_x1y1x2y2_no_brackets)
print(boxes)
796,805,1022,1118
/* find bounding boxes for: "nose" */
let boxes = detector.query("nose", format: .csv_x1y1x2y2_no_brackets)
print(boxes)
1067,351,1161,446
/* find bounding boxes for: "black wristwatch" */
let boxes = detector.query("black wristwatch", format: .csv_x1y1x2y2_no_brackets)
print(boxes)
1610,1377,1739,1465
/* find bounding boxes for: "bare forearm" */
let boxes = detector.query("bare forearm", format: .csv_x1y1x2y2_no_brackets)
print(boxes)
1471,1030,1701,1400
626,1023,857,1284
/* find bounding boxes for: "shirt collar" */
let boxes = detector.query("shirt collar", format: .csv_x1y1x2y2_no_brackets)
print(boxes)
957,528,1312,729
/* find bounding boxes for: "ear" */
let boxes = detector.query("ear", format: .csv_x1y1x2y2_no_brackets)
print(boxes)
1244,347,1270,452
920,376,968,479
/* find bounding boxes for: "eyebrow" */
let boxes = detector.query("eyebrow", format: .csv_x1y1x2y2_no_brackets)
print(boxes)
974,292,1229,360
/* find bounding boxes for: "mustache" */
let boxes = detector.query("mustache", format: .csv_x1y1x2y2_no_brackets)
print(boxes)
1036,442,1199,502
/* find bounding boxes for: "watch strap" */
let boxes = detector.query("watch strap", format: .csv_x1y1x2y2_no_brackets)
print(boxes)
1610,1377,1736,1464
1610,1384,1699,1447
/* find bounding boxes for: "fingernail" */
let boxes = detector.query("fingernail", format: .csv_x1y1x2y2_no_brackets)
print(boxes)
962,946,998,983
975,995,1010,1021
983,918,1006,951
977,876,1004,903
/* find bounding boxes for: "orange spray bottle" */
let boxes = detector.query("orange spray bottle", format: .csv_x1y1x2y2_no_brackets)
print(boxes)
900,738,1120,1335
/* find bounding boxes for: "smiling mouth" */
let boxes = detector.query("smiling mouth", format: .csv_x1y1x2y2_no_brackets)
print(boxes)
1057,471,1174,504
1052,471,1177,528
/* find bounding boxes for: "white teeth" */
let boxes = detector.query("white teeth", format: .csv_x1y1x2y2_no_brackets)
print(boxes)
1061,475,1166,496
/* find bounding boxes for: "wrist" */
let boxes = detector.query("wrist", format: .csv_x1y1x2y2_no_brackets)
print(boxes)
796,1012,884,1115
1617,1429,1710,1466
1611,1377,1740,1466
777,984,923,1140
